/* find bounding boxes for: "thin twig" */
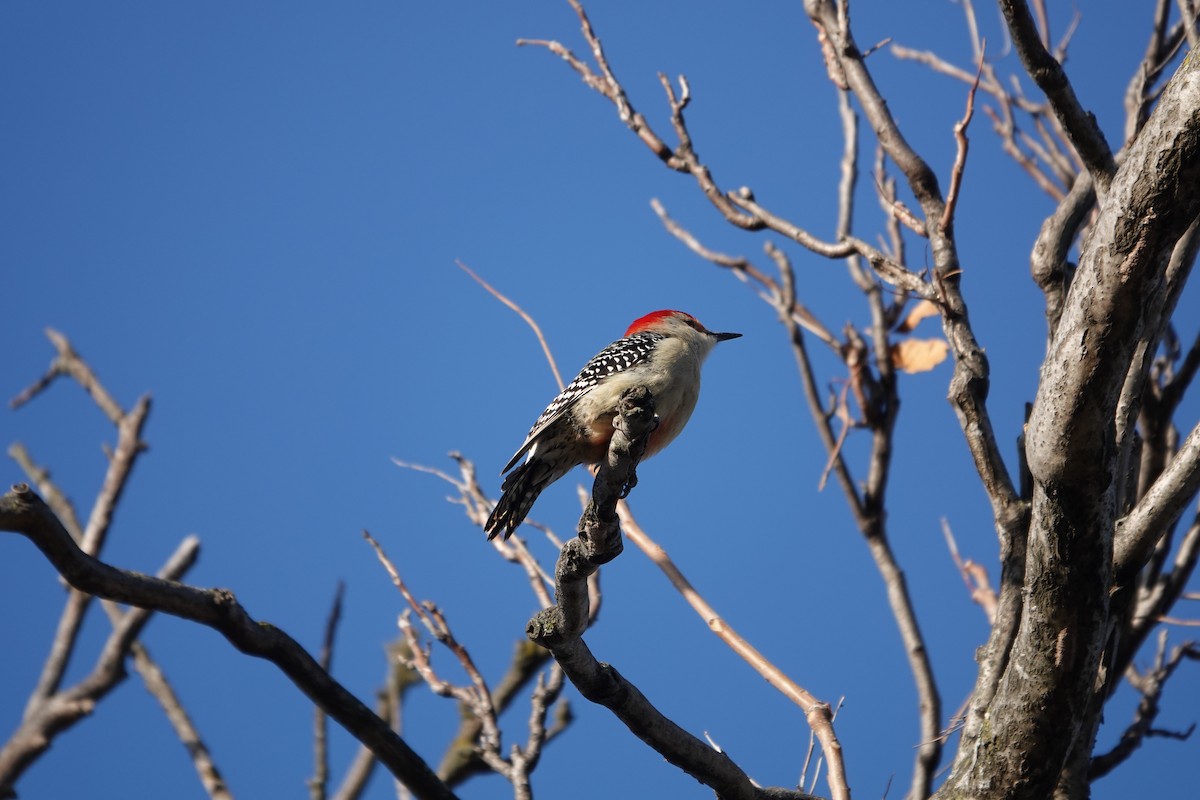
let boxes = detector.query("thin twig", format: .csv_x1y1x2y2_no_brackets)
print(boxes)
457,261,563,390
650,198,840,350
1090,631,1200,777
818,381,856,492
392,455,554,608
618,502,850,800
134,641,233,800
941,43,985,233
996,0,1115,191
310,581,346,800
10,329,126,423
363,533,507,782
941,518,998,622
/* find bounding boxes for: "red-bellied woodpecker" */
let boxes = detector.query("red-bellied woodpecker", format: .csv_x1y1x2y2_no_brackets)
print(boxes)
484,310,740,539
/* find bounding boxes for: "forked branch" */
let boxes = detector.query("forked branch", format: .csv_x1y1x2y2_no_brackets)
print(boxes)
0,485,457,800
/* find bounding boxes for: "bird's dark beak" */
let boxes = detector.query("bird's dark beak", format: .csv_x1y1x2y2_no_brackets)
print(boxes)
714,331,742,342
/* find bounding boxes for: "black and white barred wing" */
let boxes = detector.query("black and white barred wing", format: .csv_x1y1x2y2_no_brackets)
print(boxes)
500,332,665,474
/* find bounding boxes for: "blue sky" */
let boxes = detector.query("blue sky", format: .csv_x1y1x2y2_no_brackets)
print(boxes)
1,2,1196,798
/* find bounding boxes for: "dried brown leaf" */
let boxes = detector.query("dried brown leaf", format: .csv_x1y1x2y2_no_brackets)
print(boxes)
896,299,940,333
891,338,950,373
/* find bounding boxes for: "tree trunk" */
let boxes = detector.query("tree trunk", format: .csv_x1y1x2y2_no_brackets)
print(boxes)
937,51,1200,800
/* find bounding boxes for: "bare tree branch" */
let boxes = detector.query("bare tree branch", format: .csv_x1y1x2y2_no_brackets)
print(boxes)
1130,516,1200,659
133,641,233,800
1116,422,1200,582
1090,631,1200,778
521,0,932,299
525,389,816,800
23,397,150,715
942,50,984,234
365,533,502,766
10,330,154,719
310,581,346,800
1124,0,1183,142
944,44,1200,800
996,0,1116,192
725,189,929,297
1030,172,1094,341
456,261,564,391
513,666,566,778
0,533,200,797
10,329,126,423
1178,0,1200,51
7,443,84,543
393,455,555,608
804,0,1026,551
648,199,840,350
437,640,555,786
0,485,457,800
8,440,230,800
618,503,850,800
942,518,998,623
331,650,412,800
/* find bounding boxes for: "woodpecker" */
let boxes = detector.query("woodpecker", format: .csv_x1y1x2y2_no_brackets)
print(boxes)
484,310,740,540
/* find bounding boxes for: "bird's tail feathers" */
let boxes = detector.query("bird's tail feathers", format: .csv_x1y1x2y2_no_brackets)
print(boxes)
484,459,553,540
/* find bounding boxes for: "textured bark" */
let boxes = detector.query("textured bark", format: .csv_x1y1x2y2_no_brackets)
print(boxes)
937,51,1200,800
